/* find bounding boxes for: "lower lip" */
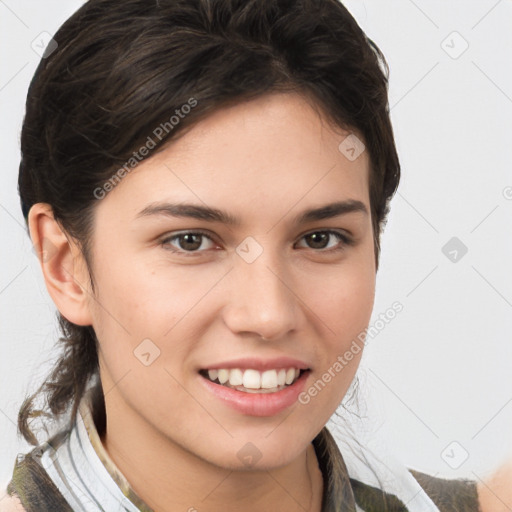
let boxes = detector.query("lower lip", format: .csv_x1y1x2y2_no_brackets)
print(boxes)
199,371,311,417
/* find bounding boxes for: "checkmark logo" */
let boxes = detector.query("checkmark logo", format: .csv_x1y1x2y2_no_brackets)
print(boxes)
441,236,468,263
31,31,58,58
134,338,161,366
236,442,262,467
236,236,263,263
441,441,469,469
338,133,365,161
441,31,469,60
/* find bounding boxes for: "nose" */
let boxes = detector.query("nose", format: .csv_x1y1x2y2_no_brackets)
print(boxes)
222,247,299,341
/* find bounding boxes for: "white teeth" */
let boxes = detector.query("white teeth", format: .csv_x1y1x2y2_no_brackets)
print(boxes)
261,370,278,389
285,368,296,385
229,368,243,386
204,367,303,391
242,369,261,389
217,369,229,384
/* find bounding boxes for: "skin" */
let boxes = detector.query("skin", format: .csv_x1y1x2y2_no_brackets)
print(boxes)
476,462,512,511
23,89,512,512
29,91,377,512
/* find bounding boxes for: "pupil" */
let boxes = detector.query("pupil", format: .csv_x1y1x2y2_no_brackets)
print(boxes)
180,234,201,251
307,232,328,249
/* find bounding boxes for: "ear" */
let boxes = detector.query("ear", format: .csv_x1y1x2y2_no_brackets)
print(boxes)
28,203,93,326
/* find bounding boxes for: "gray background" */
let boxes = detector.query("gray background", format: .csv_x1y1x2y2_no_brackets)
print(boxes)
1,0,511,489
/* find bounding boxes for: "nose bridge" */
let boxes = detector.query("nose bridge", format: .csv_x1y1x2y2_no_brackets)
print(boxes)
225,238,297,339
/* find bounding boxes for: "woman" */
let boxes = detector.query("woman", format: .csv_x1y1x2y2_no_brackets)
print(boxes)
0,0,504,510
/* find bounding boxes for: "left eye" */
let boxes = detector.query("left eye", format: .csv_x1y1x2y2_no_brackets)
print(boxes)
161,230,351,254
296,230,350,251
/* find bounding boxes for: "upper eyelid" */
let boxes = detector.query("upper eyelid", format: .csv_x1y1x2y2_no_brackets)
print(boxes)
160,229,217,243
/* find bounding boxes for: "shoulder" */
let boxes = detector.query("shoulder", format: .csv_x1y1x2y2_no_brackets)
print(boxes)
409,468,481,512
3,446,75,512
350,470,481,512
0,487,26,512
475,461,512,512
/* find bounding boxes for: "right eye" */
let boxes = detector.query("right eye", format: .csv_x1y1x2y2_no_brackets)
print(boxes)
160,230,218,255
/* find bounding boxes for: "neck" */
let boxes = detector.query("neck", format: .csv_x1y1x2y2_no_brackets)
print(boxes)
100,397,323,512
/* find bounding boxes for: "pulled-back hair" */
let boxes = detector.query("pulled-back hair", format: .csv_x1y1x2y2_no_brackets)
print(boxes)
17,0,400,445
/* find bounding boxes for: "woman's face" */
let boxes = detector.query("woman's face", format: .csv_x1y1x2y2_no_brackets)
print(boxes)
87,91,375,470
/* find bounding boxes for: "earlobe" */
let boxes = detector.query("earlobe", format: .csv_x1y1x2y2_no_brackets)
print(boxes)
28,203,93,326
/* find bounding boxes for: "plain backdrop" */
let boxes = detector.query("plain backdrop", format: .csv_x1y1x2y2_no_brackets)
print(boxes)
1,0,511,489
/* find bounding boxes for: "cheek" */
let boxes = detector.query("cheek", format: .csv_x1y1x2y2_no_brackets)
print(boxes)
309,256,375,336
89,258,231,382
305,256,375,395
91,256,217,331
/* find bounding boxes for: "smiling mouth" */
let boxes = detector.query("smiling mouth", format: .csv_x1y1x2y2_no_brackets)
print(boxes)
199,368,310,394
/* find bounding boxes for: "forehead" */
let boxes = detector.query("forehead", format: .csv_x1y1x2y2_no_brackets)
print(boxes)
95,92,370,224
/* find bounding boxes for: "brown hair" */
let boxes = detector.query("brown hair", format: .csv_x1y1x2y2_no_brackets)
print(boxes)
17,0,400,445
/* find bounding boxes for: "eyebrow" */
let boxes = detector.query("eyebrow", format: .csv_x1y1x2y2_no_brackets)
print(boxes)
136,199,368,226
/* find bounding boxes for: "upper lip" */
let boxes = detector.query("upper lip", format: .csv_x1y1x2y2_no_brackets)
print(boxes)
201,357,311,372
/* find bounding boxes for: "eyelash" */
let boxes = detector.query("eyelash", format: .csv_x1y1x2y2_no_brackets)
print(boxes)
160,229,353,256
